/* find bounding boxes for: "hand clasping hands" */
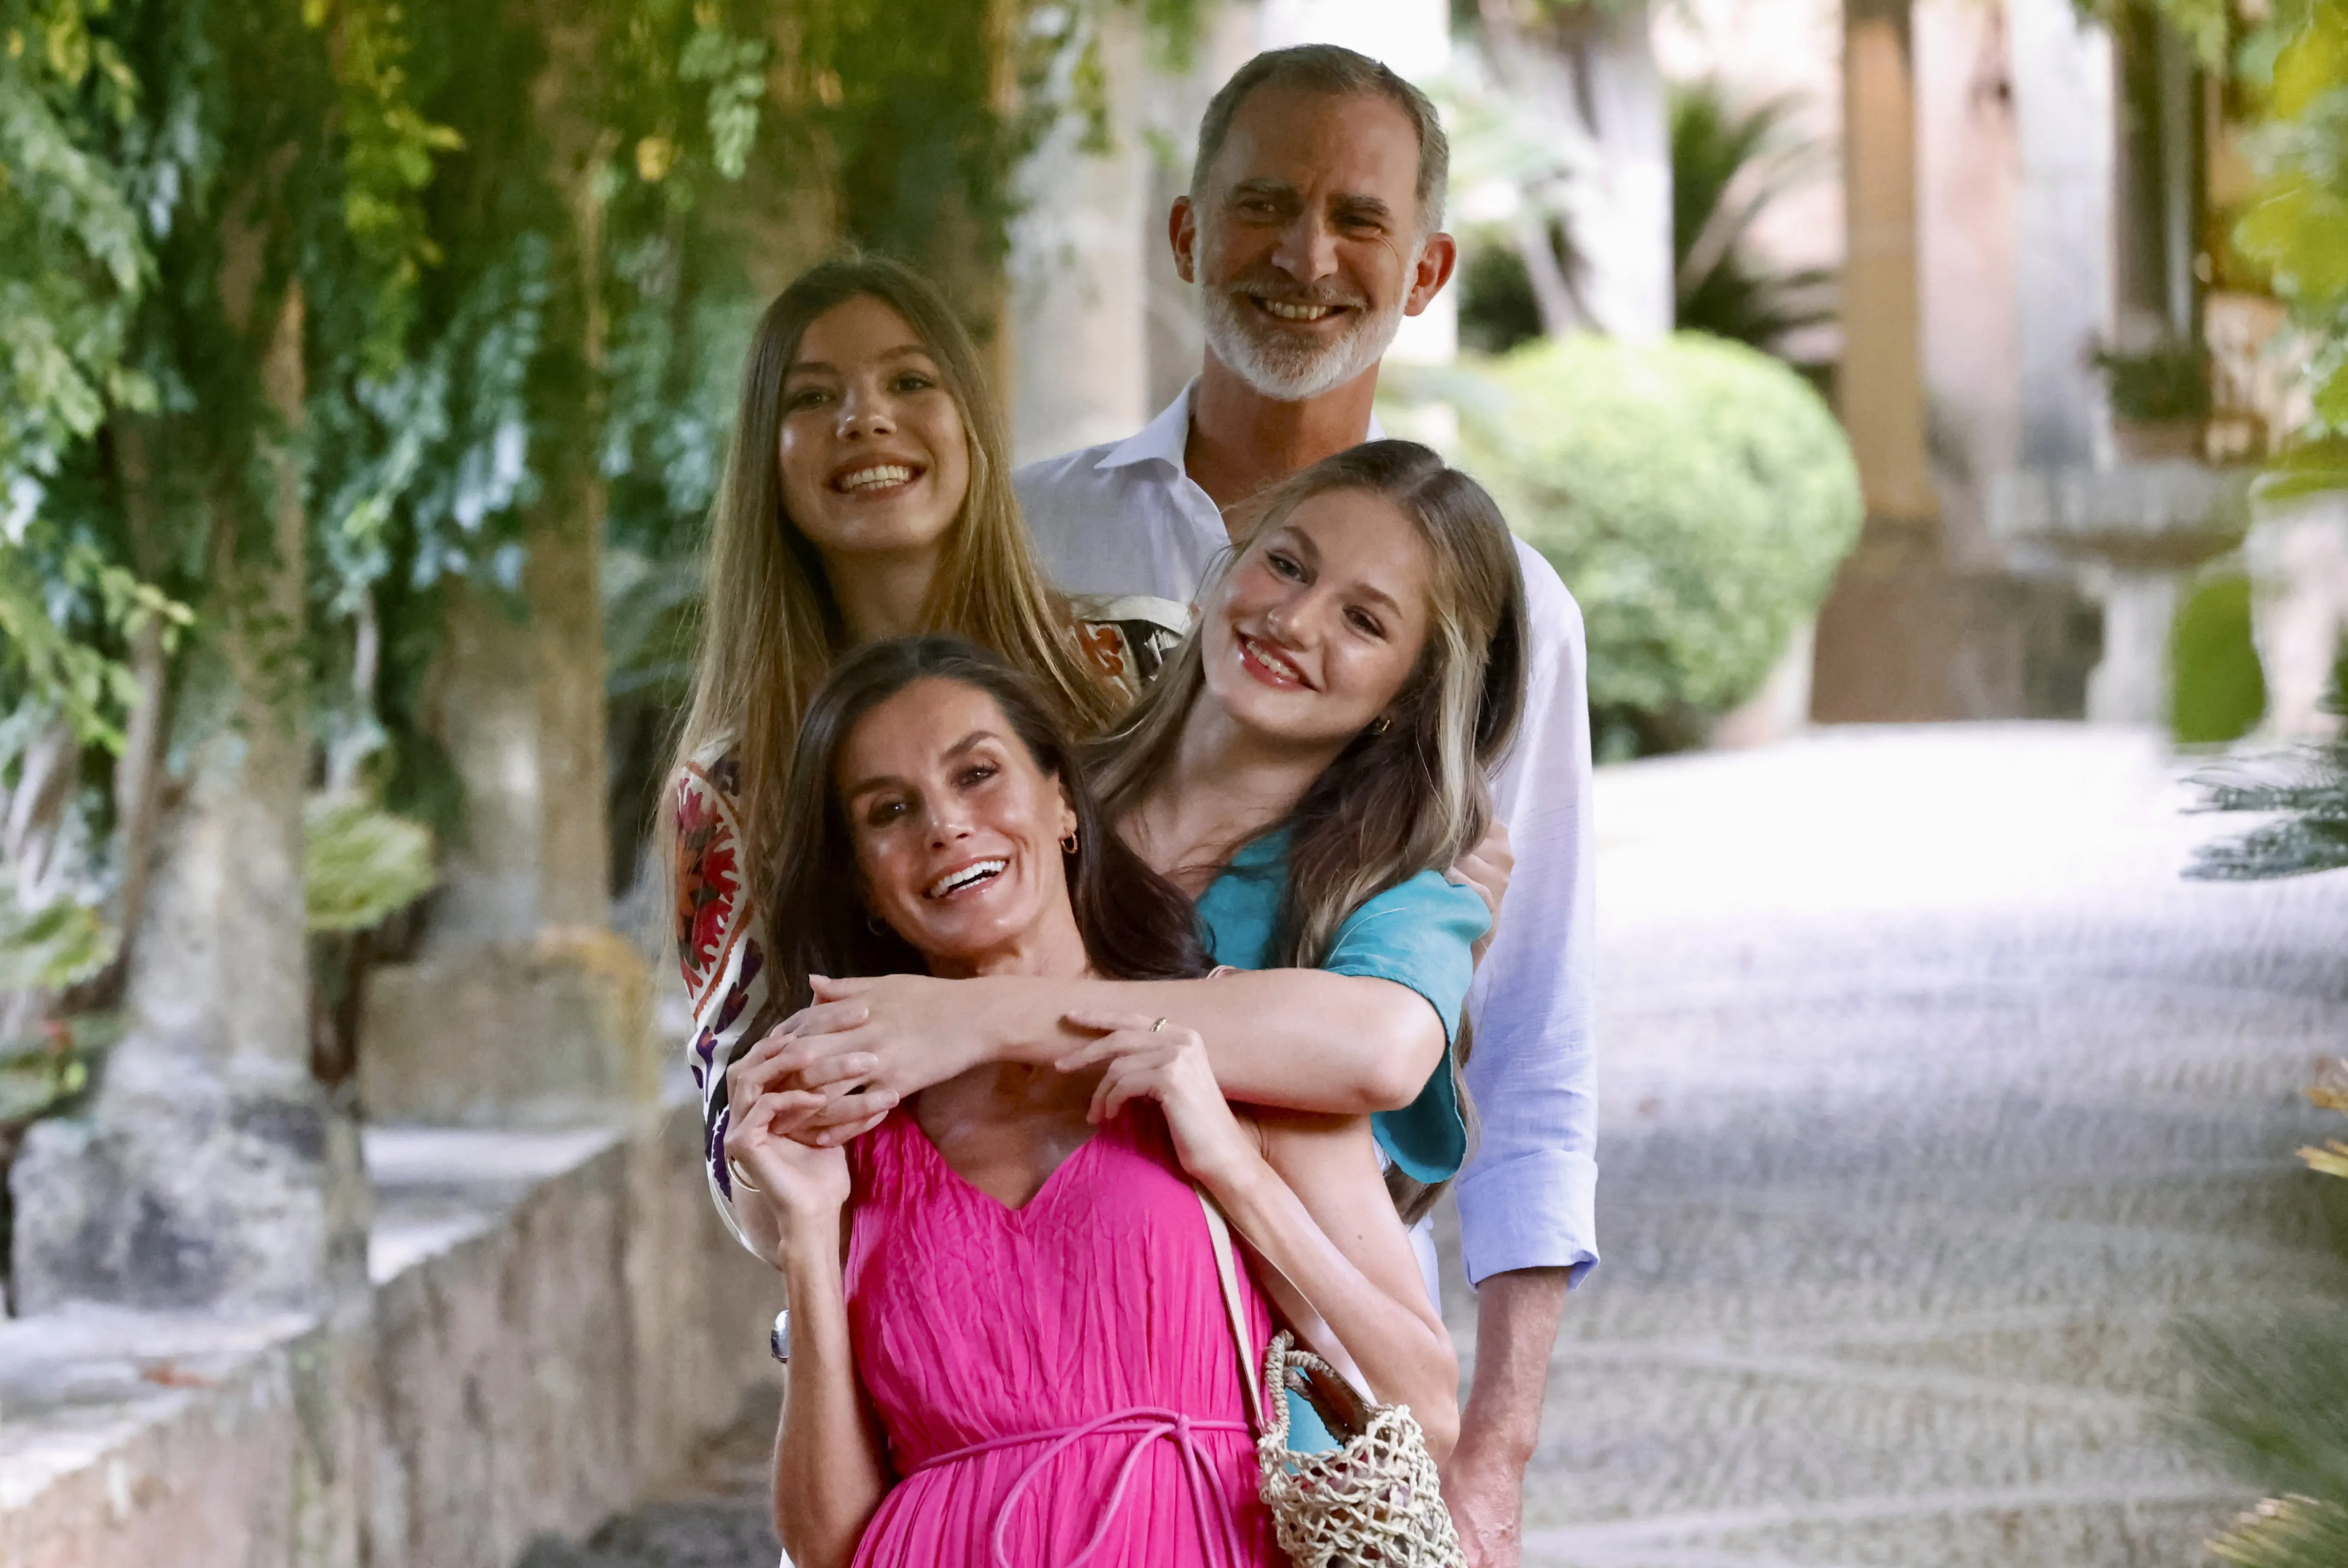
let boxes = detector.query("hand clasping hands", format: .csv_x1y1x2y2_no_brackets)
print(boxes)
1054,1010,1261,1196
720,1076,852,1267
734,972,1010,1141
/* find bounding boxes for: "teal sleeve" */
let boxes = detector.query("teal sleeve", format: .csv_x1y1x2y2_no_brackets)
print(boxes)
1323,871,1490,1186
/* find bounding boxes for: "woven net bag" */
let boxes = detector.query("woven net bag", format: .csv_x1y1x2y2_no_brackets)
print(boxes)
1198,1192,1466,1567
1254,1330,1466,1568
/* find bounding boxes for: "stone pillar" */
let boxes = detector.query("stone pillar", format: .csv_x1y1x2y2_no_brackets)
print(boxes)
358,494,655,1127
2246,492,2348,740
2082,564,2182,724
357,26,654,1127
1913,0,2020,569
1810,0,1959,723
1007,8,1152,466
1839,0,1936,527
13,289,368,1316
1709,619,1818,749
2009,0,2115,470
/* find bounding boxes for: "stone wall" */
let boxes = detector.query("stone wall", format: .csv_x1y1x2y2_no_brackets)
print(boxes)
0,1098,777,1568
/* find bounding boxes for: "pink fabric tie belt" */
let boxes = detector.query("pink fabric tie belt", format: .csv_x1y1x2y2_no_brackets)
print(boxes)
909,1405,1257,1568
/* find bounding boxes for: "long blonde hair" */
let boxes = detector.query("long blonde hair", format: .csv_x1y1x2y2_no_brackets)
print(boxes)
1092,441,1528,971
670,255,1117,879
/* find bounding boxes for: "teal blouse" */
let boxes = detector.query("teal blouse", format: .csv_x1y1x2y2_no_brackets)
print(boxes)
1195,828,1490,1185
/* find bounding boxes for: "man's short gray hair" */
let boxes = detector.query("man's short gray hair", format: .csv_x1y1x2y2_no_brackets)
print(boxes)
1189,44,1450,234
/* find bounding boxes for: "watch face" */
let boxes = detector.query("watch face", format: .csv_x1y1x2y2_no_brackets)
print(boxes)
770,1307,791,1364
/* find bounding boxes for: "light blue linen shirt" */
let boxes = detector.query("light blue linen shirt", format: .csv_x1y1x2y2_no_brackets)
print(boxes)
1016,382,1599,1287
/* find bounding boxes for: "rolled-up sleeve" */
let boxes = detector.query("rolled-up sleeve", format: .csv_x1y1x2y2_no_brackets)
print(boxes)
1455,542,1599,1287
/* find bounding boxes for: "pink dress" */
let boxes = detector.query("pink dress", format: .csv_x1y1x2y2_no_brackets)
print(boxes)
842,1104,1282,1568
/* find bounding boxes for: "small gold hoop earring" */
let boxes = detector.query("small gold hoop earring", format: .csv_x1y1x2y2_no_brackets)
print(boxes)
1370,715,1392,736
1061,828,1080,854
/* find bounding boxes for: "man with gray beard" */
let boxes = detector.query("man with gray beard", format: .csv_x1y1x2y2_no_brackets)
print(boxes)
1014,45,1598,1568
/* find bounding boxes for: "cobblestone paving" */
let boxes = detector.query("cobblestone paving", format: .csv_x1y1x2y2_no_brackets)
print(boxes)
544,726,2348,1568
1485,726,2348,1568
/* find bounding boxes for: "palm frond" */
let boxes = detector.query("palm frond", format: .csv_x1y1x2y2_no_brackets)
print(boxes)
1668,78,1837,360
2212,1494,2348,1568
2187,727,2348,880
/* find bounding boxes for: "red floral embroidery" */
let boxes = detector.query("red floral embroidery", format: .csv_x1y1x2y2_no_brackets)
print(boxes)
673,774,742,997
1076,620,1128,682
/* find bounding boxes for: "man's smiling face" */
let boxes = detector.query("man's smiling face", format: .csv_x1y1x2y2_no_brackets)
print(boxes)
1177,86,1450,402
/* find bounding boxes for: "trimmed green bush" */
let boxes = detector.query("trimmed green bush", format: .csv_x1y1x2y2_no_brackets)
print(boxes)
1459,332,1864,754
2169,571,2267,746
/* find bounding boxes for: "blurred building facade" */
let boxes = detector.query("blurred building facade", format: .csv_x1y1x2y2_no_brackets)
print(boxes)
1664,0,2301,733
1010,0,2321,742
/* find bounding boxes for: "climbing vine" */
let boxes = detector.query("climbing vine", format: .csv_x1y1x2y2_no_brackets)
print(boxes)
0,0,1218,1075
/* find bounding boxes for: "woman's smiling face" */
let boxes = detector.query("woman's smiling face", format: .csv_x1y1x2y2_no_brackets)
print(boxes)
1200,487,1435,751
837,677,1081,977
777,295,972,564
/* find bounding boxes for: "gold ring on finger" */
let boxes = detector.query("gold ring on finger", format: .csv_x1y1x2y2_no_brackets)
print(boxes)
1152,1017,1167,1033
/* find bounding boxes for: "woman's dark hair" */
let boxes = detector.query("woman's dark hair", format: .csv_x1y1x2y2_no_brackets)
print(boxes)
762,635,1209,1017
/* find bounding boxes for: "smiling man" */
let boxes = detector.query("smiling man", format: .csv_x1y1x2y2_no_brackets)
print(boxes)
1014,44,1599,1568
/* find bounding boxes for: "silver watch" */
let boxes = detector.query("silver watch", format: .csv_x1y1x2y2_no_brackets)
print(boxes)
769,1307,791,1364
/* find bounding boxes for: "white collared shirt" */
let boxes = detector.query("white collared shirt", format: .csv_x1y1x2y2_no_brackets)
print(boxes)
1016,382,1599,1288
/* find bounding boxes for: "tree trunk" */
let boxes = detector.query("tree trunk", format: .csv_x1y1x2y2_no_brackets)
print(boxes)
13,283,369,1315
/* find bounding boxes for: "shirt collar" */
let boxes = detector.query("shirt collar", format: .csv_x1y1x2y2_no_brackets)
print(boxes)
1095,377,1389,478
1097,380,1198,473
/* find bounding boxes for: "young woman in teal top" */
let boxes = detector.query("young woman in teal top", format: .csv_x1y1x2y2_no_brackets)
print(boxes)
734,440,1527,1239
1192,826,1489,1194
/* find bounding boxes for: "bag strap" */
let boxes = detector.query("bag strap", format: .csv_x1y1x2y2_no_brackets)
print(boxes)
1196,1188,1266,1432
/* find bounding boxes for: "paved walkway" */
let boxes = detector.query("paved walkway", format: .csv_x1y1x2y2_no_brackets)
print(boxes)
1479,725,2348,1568
544,724,2348,1568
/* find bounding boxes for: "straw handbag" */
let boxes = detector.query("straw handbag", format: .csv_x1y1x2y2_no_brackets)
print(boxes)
1198,1194,1466,1567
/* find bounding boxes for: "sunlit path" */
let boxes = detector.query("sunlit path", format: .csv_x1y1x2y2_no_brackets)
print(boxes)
1457,725,2348,1568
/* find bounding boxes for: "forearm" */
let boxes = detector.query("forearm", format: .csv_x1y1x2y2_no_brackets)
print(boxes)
771,1226,888,1568
1209,1149,1459,1457
992,971,1444,1112
1457,1268,1568,1468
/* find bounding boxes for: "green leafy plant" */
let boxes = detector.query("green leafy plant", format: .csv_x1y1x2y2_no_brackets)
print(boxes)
0,1015,118,1127
1669,79,1834,363
2230,0,2348,501
2,0,1229,1108
303,792,436,935
0,891,117,996
2188,714,2348,878
1457,78,1836,365
2179,1062,2348,1568
1455,332,1864,756
2096,339,2216,423
2168,571,2268,746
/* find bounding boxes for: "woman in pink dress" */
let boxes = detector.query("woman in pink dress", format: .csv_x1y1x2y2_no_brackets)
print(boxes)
723,636,1457,1568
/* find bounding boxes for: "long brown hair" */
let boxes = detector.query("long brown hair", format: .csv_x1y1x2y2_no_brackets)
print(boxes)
670,255,1117,884
764,636,1207,1014
1094,440,1529,971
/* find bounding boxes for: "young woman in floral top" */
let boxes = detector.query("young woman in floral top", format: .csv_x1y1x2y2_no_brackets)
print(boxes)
669,256,1187,1243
